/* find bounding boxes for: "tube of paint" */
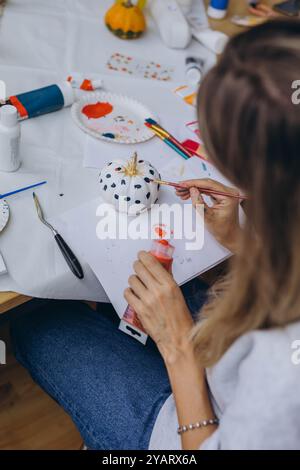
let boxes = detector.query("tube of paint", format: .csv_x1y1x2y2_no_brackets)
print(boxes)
207,0,229,20
185,56,205,86
4,77,103,120
67,76,103,91
119,239,175,345
192,27,228,54
7,82,75,120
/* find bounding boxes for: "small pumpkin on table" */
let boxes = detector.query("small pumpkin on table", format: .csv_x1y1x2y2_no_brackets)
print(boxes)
99,152,161,216
105,0,146,40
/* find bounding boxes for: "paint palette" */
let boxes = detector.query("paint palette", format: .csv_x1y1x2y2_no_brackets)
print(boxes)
0,200,9,233
71,92,157,144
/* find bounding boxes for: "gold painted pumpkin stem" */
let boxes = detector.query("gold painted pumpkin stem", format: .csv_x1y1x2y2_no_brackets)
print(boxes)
124,152,139,176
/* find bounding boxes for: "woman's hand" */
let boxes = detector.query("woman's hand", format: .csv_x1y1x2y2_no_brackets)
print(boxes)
124,252,214,450
176,179,241,252
124,251,194,365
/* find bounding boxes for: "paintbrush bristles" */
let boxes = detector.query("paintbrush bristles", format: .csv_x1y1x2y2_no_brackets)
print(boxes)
152,179,181,189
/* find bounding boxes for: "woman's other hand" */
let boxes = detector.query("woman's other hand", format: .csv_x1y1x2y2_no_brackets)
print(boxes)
124,251,194,365
176,179,241,252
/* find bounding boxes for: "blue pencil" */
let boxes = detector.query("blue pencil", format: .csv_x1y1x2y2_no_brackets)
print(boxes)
145,122,190,160
0,181,47,199
164,138,189,160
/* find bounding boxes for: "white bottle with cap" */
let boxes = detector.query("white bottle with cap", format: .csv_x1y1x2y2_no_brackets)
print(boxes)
0,105,21,172
207,0,229,20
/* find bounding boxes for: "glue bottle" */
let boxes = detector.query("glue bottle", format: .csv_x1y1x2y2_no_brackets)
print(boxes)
119,239,175,345
0,105,21,172
207,0,229,19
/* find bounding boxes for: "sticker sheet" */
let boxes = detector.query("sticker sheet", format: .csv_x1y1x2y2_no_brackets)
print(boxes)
106,53,175,82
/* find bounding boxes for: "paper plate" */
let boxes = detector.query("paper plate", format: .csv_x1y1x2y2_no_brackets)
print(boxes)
71,92,157,144
0,200,9,232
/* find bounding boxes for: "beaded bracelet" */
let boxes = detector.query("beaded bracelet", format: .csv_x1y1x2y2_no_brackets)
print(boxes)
177,418,219,435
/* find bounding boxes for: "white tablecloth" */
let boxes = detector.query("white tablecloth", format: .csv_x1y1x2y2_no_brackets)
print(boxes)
0,0,216,301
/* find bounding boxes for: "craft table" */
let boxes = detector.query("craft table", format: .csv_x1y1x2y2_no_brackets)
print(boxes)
0,0,278,315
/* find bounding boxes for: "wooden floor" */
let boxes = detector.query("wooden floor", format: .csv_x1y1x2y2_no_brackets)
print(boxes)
0,323,82,450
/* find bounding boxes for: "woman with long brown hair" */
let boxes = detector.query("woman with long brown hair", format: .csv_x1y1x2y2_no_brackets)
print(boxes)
12,19,300,450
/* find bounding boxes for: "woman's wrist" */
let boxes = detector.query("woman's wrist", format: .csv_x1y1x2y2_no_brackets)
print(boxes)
217,225,241,253
163,339,207,395
161,336,196,369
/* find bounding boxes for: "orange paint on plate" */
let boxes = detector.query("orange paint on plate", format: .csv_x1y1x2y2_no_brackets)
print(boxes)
82,102,113,119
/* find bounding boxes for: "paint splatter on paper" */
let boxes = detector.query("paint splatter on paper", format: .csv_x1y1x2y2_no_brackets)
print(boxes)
154,224,167,239
152,224,174,241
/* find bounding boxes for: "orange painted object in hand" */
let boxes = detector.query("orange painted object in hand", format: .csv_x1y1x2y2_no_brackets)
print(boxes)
123,240,175,333
150,239,174,273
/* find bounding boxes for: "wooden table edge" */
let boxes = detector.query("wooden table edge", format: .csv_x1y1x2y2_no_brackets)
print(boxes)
0,292,32,315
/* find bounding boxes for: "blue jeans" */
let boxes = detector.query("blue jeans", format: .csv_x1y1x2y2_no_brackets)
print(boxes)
11,278,208,450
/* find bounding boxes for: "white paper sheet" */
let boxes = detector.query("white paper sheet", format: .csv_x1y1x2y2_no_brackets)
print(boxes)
53,157,230,317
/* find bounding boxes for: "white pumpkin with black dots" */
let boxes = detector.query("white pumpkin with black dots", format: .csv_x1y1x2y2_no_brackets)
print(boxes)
99,153,161,216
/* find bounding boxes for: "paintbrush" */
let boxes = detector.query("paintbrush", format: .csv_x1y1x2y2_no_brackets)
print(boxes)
145,118,194,159
151,179,247,200
0,181,47,199
145,122,189,160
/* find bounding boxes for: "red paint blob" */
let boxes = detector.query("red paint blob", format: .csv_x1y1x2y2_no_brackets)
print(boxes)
82,102,113,119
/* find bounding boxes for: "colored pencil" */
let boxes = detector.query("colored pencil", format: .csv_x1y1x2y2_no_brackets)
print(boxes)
0,181,47,199
145,123,189,160
146,118,194,158
152,179,247,200
145,118,194,159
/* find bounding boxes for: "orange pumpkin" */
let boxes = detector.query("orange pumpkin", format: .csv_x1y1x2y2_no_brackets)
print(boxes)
105,0,146,40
